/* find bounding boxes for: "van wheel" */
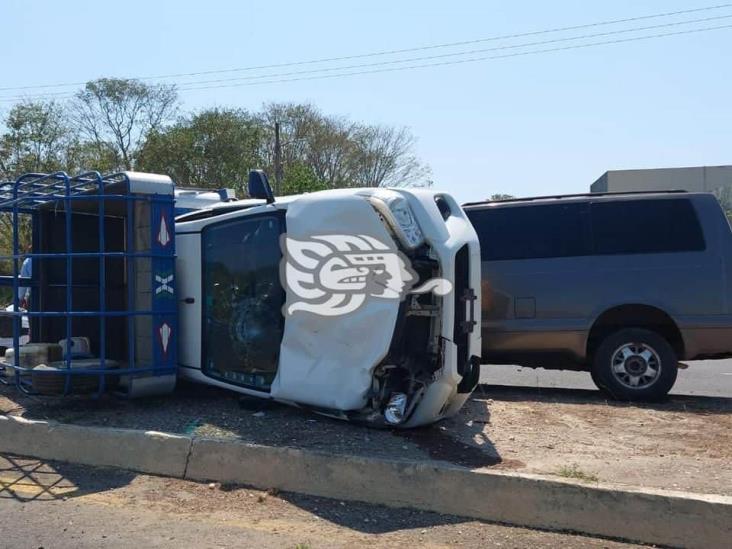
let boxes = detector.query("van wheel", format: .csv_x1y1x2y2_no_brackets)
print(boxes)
591,328,677,401
589,367,606,392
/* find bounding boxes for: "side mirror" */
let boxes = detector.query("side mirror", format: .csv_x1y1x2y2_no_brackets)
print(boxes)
248,170,275,204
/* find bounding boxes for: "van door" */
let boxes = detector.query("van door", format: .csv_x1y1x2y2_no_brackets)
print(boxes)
588,196,725,359
466,202,593,364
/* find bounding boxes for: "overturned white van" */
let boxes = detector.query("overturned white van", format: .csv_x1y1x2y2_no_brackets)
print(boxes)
175,172,481,427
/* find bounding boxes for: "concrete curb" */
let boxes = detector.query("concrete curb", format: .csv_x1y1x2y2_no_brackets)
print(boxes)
0,414,191,477
2,414,730,548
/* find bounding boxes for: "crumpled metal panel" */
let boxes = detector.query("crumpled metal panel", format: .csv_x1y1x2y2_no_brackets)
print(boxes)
271,192,399,410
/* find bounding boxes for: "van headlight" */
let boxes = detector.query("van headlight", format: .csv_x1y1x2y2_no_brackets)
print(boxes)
368,193,425,250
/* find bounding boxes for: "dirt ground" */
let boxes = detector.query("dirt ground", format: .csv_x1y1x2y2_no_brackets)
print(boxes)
448,386,732,495
0,455,645,548
1,379,730,496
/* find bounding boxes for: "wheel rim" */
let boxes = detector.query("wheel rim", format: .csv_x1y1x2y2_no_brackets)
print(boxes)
610,342,662,389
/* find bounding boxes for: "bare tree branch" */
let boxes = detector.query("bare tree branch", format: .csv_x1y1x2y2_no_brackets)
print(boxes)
71,78,178,171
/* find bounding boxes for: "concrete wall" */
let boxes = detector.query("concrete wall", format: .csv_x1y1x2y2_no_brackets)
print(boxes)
591,172,608,193
590,165,732,196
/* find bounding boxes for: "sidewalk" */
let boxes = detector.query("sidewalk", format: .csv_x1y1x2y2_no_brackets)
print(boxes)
0,455,643,549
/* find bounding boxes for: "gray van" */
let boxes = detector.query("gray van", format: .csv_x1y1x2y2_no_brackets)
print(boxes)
463,191,732,400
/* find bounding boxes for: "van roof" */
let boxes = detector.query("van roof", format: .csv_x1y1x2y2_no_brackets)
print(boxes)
462,190,695,208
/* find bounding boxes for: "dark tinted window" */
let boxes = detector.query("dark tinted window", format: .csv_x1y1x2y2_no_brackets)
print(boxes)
467,203,589,261
202,214,285,389
591,199,705,255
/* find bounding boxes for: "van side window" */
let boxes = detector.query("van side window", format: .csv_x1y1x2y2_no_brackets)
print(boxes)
468,203,589,261
591,199,705,255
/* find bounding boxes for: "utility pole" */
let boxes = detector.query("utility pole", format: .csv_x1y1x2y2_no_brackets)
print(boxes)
274,121,283,195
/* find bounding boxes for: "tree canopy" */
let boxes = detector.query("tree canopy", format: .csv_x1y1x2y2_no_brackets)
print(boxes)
0,100,70,175
1,79,431,195
137,108,262,191
71,78,178,171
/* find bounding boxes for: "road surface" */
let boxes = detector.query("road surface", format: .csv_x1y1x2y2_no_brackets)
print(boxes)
480,359,732,398
0,455,642,548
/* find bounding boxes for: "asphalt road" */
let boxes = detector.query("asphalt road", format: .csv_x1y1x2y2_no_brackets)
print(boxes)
480,358,732,398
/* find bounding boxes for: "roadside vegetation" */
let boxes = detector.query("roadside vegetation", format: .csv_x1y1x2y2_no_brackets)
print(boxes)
0,77,432,277
556,464,599,483
0,78,431,195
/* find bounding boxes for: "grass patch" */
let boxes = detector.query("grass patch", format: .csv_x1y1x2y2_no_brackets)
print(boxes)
556,463,598,483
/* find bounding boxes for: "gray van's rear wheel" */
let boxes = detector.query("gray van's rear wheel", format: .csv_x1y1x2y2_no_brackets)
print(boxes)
591,328,678,401
589,367,606,392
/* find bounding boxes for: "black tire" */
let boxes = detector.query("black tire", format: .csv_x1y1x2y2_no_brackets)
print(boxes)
591,328,678,401
589,366,606,392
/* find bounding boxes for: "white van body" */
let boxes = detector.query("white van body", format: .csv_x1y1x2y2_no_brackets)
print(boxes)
175,188,481,427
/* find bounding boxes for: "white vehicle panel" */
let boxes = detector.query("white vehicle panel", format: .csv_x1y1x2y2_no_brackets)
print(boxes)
271,193,399,410
175,232,202,369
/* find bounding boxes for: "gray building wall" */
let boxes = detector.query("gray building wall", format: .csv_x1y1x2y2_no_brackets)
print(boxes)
591,165,732,195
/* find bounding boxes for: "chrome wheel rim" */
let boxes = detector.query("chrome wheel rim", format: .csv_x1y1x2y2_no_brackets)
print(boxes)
610,342,661,389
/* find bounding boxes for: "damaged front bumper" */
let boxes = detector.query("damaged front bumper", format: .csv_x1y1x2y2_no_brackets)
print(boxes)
346,190,483,428
386,243,482,428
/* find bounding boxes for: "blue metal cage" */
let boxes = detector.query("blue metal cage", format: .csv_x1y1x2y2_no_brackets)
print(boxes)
0,171,177,397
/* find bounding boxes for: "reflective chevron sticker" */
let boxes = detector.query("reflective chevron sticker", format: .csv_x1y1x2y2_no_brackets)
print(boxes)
155,273,174,296
157,214,170,247
158,322,172,356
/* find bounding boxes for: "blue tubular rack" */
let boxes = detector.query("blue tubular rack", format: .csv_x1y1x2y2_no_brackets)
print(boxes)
0,171,177,397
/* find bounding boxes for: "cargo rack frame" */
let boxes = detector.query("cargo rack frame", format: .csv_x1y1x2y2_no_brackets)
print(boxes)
0,171,177,397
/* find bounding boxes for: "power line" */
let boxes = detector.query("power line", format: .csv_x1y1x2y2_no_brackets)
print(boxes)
127,3,732,80
2,24,730,102
0,2,730,93
2,15,730,104
172,23,732,93
125,14,732,88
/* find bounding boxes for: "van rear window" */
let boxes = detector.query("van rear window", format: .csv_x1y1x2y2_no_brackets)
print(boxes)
467,203,589,261
591,199,705,255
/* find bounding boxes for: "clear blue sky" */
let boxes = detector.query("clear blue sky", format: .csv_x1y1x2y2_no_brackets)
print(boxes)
3,0,731,203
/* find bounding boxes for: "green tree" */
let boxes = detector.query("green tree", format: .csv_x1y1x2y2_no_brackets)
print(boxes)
257,103,320,176
64,139,120,175
0,100,70,178
137,108,262,192
71,78,177,171
258,103,431,190
0,101,67,282
280,162,327,195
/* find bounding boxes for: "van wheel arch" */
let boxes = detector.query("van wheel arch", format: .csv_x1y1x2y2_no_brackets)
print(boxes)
586,304,685,361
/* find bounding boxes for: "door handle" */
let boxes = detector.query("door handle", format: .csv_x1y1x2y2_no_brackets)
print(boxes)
460,288,477,334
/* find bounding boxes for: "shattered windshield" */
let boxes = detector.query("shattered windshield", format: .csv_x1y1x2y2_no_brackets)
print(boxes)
202,214,285,389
